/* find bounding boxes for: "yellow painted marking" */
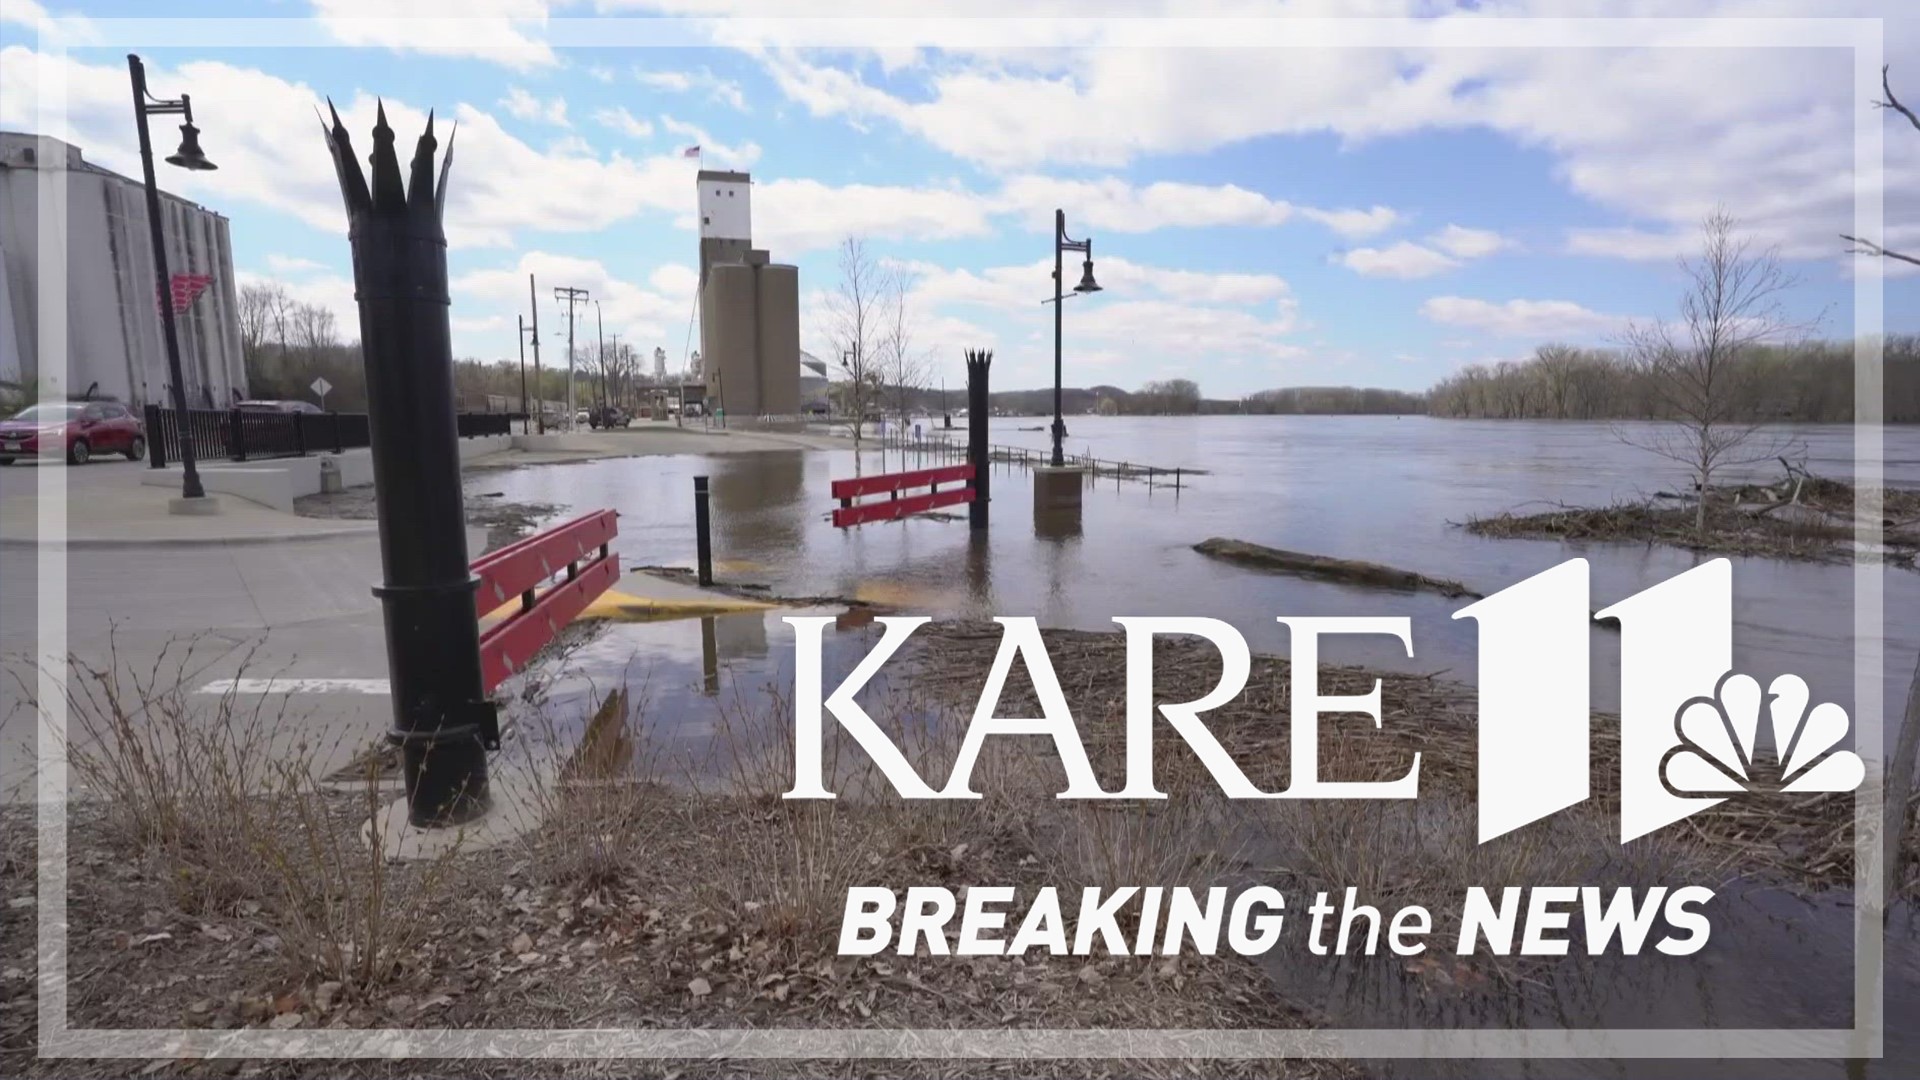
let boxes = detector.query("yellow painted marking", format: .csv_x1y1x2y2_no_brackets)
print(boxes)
579,588,772,624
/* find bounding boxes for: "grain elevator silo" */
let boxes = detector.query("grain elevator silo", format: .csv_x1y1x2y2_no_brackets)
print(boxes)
696,170,800,418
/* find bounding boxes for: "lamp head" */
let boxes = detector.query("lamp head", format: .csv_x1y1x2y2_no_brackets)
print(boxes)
1073,257,1102,294
165,122,217,171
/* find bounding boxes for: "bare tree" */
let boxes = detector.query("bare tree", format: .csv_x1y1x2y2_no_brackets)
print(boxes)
291,303,338,359
1843,65,1918,268
878,263,928,432
237,282,288,362
823,237,884,446
1533,343,1582,419
1620,210,1814,534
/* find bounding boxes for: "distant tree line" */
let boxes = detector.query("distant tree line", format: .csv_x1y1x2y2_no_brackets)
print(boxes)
984,379,1421,417
236,281,685,416
1427,336,1919,424
1238,385,1426,415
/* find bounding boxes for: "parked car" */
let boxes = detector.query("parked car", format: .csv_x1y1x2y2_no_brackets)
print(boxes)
572,409,591,428
586,406,629,430
0,400,146,465
234,399,324,414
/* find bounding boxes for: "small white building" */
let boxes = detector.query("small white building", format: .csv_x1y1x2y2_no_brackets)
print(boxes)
0,131,247,407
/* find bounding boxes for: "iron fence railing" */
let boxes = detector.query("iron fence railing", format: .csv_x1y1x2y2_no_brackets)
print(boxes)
145,405,521,469
869,429,1196,489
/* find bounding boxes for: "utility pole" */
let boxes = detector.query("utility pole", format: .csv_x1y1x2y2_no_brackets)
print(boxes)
609,332,620,412
554,285,589,428
516,314,529,435
527,273,543,433
594,300,606,413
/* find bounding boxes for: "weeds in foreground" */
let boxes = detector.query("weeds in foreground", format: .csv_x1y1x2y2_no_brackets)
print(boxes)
59,638,288,915
49,636,466,998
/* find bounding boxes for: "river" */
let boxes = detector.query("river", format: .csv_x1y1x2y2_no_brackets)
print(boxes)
481,415,1919,719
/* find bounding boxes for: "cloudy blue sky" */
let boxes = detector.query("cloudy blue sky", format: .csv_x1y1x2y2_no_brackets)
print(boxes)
3,0,1916,396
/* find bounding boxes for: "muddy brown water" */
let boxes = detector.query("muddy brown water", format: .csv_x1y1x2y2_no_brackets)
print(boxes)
481,416,1919,1078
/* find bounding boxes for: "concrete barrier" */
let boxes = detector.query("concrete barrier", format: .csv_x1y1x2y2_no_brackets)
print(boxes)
141,435,512,511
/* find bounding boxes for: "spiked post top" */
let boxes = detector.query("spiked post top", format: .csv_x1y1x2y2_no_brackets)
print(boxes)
322,100,456,300
965,348,993,370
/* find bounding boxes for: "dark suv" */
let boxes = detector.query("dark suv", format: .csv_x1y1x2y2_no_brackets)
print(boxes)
587,406,630,429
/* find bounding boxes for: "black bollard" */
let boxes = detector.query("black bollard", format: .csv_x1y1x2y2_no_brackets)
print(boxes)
324,102,495,827
966,349,992,531
694,475,713,586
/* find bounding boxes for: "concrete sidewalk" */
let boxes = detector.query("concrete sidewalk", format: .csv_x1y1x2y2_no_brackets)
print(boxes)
0,470,380,546
0,511,784,804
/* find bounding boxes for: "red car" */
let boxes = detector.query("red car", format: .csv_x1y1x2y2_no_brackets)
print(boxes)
0,401,147,465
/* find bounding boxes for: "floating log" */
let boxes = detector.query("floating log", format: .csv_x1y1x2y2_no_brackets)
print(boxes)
1194,537,1481,599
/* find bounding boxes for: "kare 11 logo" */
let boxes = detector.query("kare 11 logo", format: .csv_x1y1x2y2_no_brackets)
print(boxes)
782,558,1865,844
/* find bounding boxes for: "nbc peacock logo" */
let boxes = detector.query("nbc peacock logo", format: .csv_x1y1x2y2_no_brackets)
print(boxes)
1661,672,1865,799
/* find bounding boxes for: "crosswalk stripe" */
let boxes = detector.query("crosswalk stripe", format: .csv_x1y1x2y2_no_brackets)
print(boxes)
196,677,391,695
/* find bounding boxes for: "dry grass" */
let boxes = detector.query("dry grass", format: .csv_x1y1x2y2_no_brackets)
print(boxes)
43,638,470,1000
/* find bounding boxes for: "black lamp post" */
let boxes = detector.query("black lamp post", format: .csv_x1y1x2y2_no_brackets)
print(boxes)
128,54,216,499
1049,208,1101,468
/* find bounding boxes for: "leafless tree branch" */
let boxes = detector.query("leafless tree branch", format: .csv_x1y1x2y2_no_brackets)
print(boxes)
1841,234,1920,268
1879,63,1920,134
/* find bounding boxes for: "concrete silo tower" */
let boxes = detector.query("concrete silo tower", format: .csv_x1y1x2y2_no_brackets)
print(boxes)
696,169,800,418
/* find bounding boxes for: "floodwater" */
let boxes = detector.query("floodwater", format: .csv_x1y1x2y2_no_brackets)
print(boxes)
481,416,1920,719
477,415,1920,1076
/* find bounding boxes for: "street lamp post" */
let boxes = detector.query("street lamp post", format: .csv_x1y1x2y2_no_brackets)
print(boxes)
1049,208,1102,468
127,54,217,500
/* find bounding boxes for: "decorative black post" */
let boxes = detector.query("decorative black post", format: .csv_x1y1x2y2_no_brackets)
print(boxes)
966,349,991,531
694,475,714,586
324,102,495,827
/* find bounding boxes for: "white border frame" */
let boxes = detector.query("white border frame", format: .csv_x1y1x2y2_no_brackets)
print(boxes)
26,13,1886,1061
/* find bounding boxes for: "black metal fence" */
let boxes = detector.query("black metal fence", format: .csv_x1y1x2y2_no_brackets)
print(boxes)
145,405,520,469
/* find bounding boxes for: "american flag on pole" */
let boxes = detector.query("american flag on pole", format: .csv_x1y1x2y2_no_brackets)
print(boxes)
157,273,215,316
681,145,701,159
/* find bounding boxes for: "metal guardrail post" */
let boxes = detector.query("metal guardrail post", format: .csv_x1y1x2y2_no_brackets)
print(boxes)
325,103,493,827
228,407,247,462
694,475,713,586
966,348,991,531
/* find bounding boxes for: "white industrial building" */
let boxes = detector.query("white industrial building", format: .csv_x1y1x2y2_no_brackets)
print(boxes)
0,132,247,407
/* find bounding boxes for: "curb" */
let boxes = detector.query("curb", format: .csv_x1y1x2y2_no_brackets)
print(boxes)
0,523,382,550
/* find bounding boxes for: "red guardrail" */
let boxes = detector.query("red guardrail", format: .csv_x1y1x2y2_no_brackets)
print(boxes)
831,462,975,528
471,509,620,692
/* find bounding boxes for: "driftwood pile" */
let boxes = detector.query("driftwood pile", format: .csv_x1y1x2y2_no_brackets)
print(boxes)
1466,463,1920,566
